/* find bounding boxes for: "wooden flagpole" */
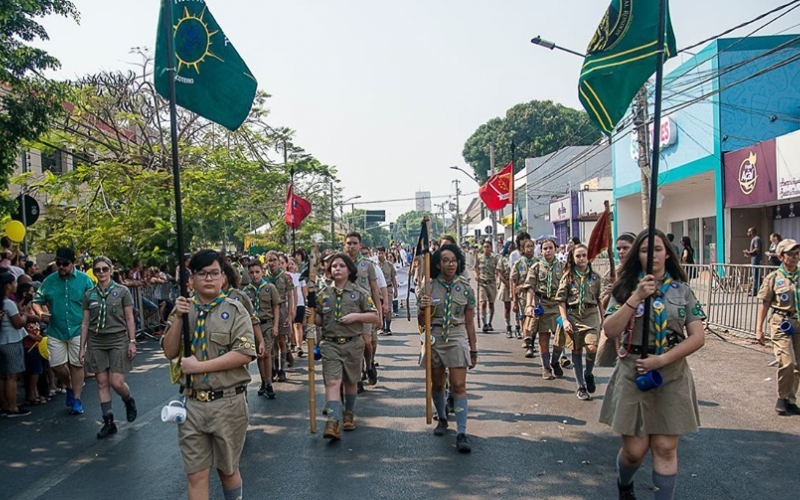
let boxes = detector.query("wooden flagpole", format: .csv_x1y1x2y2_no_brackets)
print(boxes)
306,245,319,433
423,216,433,424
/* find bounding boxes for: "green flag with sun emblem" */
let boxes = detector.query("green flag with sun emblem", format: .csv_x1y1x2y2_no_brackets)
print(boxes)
578,0,677,136
155,0,257,131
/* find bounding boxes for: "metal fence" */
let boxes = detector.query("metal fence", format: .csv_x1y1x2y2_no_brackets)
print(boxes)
130,282,178,340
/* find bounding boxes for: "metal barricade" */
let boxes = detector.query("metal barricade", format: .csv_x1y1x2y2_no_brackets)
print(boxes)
684,263,776,339
130,282,177,341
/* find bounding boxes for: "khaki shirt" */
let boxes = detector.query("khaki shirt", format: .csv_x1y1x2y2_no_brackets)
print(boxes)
478,253,499,284
226,288,258,325
378,260,396,290
524,259,564,299
511,256,536,289
318,282,377,338
82,282,134,335
244,280,281,324
429,276,476,331
265,270,295,304
758,270,797,315
496,256,510,283
606,279,706,348
355,256,378,291
555,269,602,307
600,266,623,303
177,298,256,391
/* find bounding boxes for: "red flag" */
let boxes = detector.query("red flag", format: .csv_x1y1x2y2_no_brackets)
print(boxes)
478,162,513,211
285,184,312,230
587,204,612,262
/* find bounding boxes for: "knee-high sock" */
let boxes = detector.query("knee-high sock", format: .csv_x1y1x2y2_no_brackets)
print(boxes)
551,347,562,365
653,472,677,500
540,350,551,370
453,396,468,435
617,449,640,487
280,352,287,371
572,353,585,388
432,391,447,421
345,393,357,413
223,483,243,500
585,352,596,376
327,400,342,421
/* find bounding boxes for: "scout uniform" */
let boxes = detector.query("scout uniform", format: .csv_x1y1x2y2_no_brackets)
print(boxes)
244,279,281,353
83,282,134,374
596,267,622,367
378,259,397,299
355,255,380,366
226,288,259,331
600,277,705,436
175,296,256,475
758,267,800,410
497,255,512,302
511,256,537,315
554,267,603,350
477,253,499,304
420,276,477,369
265,269,295,336
523,259,564,335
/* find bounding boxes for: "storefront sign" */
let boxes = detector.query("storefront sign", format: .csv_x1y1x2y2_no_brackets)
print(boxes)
549,195,572,223
777,129,800,200
723,139,777,208
630,116,678,160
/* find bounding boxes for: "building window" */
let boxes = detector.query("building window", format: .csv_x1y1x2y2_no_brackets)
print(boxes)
41,150,63,174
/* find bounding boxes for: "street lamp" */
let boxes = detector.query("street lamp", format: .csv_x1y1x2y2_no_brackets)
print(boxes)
530,36,584,58
340,195,361,233
450,165,479,184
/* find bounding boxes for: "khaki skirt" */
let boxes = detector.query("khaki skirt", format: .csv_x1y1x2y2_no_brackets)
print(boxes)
599,356,700,436
85,331,132,374
532,297,560,334
499,282,511,302
420,326,470,369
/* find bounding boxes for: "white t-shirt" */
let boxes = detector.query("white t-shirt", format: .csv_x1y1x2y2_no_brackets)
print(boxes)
374,262,387,288
0,299,25,345
289,272,305,307
509,250,521,271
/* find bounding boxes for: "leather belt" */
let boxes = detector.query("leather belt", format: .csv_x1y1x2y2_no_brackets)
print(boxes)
323,336,357,345
628,345,658,355
183,385,246,402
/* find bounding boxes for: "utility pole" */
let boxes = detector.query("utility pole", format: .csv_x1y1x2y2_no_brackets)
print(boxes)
330,180,335,248
634,87,652,229
489,143,498,250
453,179,462,245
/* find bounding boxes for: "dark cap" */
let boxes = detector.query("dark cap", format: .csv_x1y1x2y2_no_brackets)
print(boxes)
55,247,76,262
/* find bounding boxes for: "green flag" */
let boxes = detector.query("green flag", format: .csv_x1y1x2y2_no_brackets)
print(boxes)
155,0,257,131
578,0,677,136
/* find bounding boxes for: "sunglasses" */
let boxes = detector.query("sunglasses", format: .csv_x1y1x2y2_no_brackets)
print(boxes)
56,260,71,267
93,266,111,273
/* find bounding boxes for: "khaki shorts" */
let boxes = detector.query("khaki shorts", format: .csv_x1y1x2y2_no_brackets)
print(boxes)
566,310,600,350
278,304,291,336
320,336,364,384
260,322,275,353
178,392,249,475
85,340,131,374
49,336,82,367
478,282,497,303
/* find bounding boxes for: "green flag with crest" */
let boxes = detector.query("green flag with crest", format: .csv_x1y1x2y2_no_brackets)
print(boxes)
578,0,677,136
155,0,257,131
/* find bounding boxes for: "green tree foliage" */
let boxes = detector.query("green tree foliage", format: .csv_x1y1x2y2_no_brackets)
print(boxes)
343,208,390,249
0,0,79,209
13,52,338,266
393,210,445,247
462,100,602,182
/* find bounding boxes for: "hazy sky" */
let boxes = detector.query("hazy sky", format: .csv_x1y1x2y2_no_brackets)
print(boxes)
34,0,799,222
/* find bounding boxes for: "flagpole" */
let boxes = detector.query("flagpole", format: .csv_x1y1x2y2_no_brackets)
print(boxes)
286,139,296,255
163,0,192,361
510,141,516,252
422,216,433,425
640,0,668,359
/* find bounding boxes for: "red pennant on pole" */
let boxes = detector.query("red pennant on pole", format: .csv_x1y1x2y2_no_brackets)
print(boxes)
285,184,312,230
587,204,612,262
478,162,513,211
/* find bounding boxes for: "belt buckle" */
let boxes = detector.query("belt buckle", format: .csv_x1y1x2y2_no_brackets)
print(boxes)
336,337,347,345
196,390,210,402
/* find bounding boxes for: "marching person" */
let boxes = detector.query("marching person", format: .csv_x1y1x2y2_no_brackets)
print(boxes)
417,244,478,453
245,259,280,399
756,238,800,416
162,250,256,500
511,238,535,342
222,261,267,386
79,257,138,439
602,229,706,500
315,253,379,440
524,238,565,376
377,247,398,335
555,243,602,400
476,240,498,332
597,233,636,367
498,242,514,339
265,251,295,383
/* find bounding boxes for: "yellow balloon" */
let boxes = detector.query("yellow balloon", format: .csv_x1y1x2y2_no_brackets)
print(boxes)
4,220,26,243
38,336,49,360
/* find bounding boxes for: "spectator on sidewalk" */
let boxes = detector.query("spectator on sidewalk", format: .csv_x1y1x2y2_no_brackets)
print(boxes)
767,233,782,267
745,227,763,296
1,272,39,417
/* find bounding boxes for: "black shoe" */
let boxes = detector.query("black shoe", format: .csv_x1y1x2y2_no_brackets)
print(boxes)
367,366,378,386
124,397,137,422
524,347,535,358
446,395,454,415
266,385,276,399
776,398,790,415
515,329,522,339
296,349,304,358
286,351,294,367
456,433,472,454
257,382,267,397
524,338,534,358
576,387,591,401
384,329,392,336
560,356,572,368
357,381,365,394
787,403,800,415
486,323,494,332
434,419,448,436
277,370,287,383
551,362,564,378
585,373,596,394
506,326,513,339
618,480,636,500
481,323,489,333
97,416,118,439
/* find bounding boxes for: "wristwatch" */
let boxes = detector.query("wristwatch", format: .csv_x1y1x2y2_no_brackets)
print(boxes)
129,339,136,344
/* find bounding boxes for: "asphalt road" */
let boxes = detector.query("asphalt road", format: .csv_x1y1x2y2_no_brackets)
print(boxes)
2,267,800,499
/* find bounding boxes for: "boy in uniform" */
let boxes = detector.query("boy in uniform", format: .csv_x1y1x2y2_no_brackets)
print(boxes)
245,260,280,399
476,240,498,332
265,251,295,382
377,246,397,334
162,250,255,500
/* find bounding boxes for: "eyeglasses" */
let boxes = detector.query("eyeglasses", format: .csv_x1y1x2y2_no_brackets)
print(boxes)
194,270,222,280
785,251,800,258
93,267,110,273
441,259,458,265
56,260,71,267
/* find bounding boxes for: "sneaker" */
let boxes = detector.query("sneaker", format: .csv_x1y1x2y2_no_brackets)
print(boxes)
560,356,572,368
266,385,276,399
618,480,637,500
367,366,378,386
446,395,454,415
277,370,287,383
5,408,32,418
585,373,596,394
343,411,356,431
576,387,590,401
357,381,365,394
66,388,75,408
486,323,494,332
296,349,304,358
515,327,522,339
776,398,790,416
257,382,267,397
434,419,448,436
70,399,85,415
481,323,489,333
542,368,555,380
456,433,472,454
384,330,393,336
551,362,564,378
97,416,118,439
524,347,535,359
124,397,138,422
323,419,341,440
787,403,800,415
506,326,513,339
